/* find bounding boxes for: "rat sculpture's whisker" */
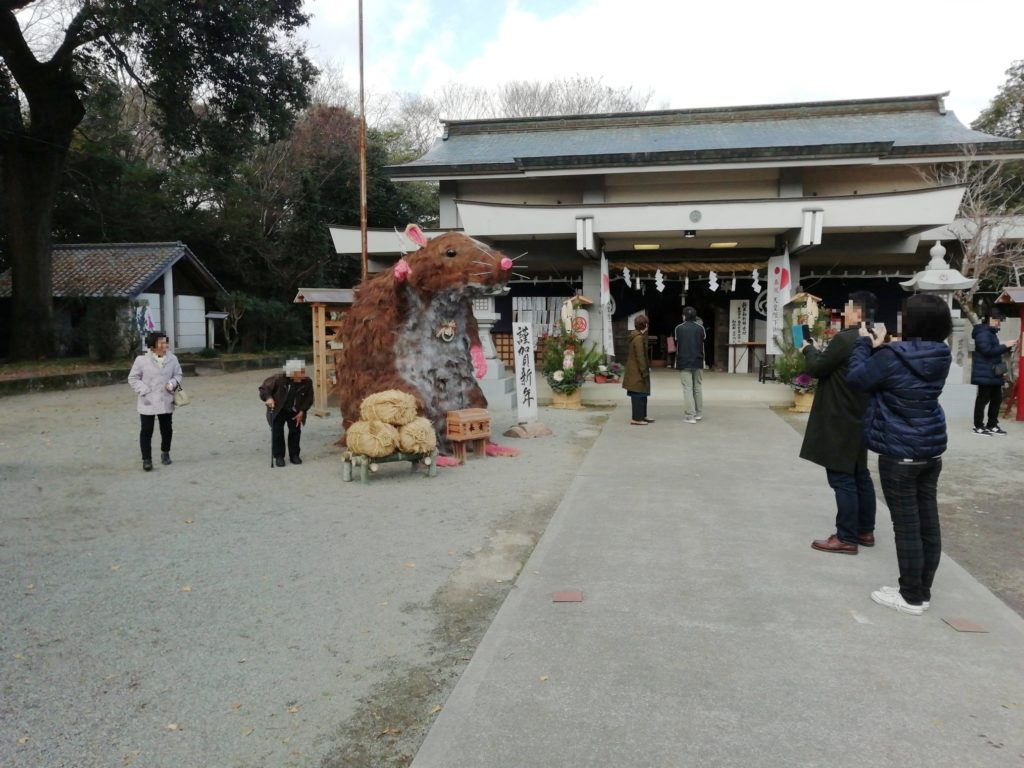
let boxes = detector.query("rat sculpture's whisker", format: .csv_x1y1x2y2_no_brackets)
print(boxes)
393,227,410,254
513,252,529,261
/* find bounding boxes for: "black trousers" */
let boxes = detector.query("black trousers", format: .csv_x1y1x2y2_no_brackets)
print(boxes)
139,413,173,460
626,391,648,420
974,384,1002,428
878,455,942,605
271,411,302,459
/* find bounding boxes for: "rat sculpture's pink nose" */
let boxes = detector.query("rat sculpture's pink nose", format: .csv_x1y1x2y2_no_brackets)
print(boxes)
500,257,513,271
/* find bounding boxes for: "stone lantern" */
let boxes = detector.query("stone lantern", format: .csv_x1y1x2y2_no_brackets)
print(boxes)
900,240,977,382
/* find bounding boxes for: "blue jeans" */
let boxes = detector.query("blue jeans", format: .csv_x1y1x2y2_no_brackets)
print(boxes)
878,456,942,605
825,467,876,545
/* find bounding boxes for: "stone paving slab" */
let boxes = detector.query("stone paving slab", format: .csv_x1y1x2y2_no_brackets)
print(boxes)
411,401,1024,768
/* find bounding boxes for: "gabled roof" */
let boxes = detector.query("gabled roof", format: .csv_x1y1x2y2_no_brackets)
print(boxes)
0,242,225,298
293,288,355,305
388,94,1024,178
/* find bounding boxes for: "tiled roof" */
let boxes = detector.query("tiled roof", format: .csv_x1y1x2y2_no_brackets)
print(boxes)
388,94,1024,177
0,242,224,298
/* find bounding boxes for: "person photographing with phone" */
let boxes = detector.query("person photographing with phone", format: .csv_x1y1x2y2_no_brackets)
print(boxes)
971,308,1017,436
847,294,952,615
798,291,878,555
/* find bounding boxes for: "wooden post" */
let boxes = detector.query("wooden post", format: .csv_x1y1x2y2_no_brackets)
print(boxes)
311,302,329,416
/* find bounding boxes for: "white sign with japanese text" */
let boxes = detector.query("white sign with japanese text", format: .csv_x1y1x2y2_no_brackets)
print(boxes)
766,254,787,355
728,300,750,373
512,322,539,423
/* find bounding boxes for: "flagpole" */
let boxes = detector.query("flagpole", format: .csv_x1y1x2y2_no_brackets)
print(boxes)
358,0,368,283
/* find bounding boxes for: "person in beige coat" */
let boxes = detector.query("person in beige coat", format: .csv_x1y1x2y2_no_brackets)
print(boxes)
127,331,184,471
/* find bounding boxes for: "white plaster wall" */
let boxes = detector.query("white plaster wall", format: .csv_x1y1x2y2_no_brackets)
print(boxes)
174,295,207,351
802,165,924,197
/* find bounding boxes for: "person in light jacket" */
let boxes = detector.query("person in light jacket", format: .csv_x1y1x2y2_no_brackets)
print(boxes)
970,308,1017,436
847,294,952,615
127,331,184,471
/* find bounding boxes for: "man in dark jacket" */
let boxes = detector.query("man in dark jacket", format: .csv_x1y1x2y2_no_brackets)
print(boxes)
799,291,877,555
673,307,706,423
970,308,1016,436
259,359,315,467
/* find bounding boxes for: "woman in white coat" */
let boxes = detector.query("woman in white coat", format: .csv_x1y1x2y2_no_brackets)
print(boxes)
128,331,184,471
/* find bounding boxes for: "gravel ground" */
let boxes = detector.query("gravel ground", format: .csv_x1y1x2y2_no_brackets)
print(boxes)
0,370,607,768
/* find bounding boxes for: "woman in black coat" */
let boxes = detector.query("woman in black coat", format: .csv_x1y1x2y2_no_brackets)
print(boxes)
971,308,1016,435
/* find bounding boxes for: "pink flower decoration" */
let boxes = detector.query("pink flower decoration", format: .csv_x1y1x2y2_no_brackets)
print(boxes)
393,258,411,282
470,345,487,379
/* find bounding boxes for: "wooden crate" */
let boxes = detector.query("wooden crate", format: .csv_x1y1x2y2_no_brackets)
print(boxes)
446,408,491,440
446,408,491,464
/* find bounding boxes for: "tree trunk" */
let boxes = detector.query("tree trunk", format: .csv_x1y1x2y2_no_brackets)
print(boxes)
2,136,68,358
0,55,84,359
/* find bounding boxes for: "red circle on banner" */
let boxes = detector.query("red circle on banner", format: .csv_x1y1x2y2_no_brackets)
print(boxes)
572,316,588,333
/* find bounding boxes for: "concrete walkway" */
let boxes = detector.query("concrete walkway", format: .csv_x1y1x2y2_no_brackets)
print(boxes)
412,373,1024,767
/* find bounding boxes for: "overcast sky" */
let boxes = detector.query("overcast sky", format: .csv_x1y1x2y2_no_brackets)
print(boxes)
301,0,1023,128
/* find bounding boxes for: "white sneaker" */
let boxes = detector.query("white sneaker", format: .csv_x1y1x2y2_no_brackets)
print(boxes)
878,585,929,610
694,415,703,421
871,587,925,615
683,417,698,424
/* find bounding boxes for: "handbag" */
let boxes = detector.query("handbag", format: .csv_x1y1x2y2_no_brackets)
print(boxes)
992,361,1008,377
173,384,191,407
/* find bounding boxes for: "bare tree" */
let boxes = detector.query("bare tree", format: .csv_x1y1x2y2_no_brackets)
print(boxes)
306,59,356,110
926,152,1024,322
377,76,654,162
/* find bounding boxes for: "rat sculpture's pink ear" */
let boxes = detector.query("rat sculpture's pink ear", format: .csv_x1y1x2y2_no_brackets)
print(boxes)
404,223,429,249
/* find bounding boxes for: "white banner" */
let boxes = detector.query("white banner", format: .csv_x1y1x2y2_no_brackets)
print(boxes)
600,252,610,307
728,300,751,373
512,322,539,423
766,252,792,355
603,302,614,358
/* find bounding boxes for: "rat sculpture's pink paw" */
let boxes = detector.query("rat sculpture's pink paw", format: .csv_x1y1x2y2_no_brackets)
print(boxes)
486,442,519,457
470,345,487,379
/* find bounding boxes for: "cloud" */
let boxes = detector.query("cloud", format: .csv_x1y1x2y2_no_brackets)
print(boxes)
303,0,1024,124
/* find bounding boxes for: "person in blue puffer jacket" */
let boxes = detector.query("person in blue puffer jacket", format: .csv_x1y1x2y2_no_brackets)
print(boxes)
847,294,952,617
970,308,1016,436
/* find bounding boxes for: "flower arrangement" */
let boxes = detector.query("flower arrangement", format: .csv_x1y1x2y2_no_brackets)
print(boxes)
791,372,816,394
594,361,623,383
540,324,603,394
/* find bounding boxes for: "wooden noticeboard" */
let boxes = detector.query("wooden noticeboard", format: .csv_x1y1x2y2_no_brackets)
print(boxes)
294,288,354,417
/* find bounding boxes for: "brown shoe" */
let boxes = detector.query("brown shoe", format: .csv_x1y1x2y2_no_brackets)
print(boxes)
857,533,875,547
811,534,858,555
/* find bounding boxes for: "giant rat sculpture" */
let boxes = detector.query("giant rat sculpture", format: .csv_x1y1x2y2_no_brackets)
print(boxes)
336,224,513,454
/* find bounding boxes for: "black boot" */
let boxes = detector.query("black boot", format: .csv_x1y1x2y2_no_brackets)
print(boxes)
143,458,153,471
161,452,172,465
